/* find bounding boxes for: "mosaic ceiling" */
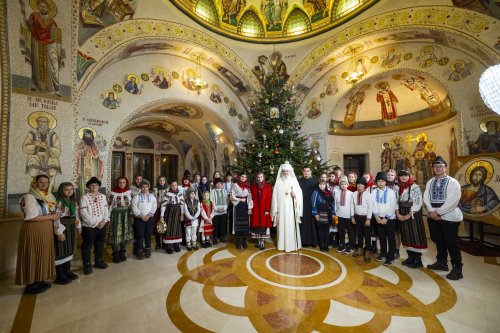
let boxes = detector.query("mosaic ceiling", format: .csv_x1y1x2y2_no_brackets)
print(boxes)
170,0,379,42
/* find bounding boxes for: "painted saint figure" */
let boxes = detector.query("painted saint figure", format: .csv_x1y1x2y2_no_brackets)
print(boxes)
20,0,66,96
376,82,398,125
459,165,500,215
468,120,500,154
22,113,61,192
75,128,104,196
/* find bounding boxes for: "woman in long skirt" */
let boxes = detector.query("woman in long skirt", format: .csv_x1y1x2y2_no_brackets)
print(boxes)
396,170,427,268
230,173,253,249
16,175,59,294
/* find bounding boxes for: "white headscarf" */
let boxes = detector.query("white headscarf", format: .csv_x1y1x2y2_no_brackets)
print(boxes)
276,161,298,180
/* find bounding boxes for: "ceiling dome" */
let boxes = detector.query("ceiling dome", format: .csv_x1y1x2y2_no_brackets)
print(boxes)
170,0,379,43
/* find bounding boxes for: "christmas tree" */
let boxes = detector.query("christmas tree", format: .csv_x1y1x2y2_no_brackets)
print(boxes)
229,72,329,183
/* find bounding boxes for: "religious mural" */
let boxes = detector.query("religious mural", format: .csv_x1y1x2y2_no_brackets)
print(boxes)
306,99,323,119
23,111,61,192
20,0,66,97
79,0,139,45
123,73,143,94
331,71,453,135
76,127,107,196
323,75,338,96
455,155,500,227
466,116,500,155
151,66,172,89
101,91,121,109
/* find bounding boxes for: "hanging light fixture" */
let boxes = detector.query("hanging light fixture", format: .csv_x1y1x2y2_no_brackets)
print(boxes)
345,44,365,85
189,54,208,95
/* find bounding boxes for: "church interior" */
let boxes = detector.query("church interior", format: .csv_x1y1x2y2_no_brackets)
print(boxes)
1,0,500,332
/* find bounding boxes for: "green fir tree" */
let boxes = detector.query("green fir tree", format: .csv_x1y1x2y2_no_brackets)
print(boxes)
230,72,329,183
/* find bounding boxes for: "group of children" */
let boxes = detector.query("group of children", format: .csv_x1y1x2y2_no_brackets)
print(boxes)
311,168,427,269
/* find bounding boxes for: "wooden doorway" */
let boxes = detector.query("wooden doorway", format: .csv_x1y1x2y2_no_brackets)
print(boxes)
343,154,367,176
161,154,178,184
111,151,125,187
133,153,154,183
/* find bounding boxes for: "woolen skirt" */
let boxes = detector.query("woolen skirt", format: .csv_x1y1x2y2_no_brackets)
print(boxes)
16,220,55,285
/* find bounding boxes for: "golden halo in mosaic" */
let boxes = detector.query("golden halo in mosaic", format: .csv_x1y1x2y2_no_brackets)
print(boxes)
28,111,57,129
168,246,457,332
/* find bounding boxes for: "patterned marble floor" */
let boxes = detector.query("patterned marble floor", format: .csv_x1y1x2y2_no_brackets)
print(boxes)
1,239,499,333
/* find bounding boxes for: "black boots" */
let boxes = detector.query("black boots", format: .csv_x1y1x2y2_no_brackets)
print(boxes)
54,264,71,285
64,261,78,280
402,251,423,269
112,251,121,263
447,263,463,280
236,237,242,249
427,260,449,271
144,248,151,258
119,250,127,261
165,244,174,254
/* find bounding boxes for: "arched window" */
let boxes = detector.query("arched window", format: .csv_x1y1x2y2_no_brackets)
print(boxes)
237,11,265,38
194,0,219,25
283,8,311,37
133,135,154,149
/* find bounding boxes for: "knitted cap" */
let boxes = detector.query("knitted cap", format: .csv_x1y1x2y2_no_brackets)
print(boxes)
432,156,447,167
375,172,388,182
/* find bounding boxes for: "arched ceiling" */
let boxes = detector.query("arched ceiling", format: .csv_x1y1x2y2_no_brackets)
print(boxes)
169,0,379,43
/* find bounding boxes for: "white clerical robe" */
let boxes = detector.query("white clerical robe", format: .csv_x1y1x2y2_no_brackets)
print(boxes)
271,178,303,252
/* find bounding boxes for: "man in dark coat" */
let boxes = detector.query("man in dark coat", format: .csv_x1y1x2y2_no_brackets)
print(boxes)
298,167,319,247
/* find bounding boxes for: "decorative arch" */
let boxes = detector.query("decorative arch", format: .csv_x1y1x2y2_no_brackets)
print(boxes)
283,7,311,37
77,20,259,94
237,10,265,38
133,135,154,149
194,0,219,25
290,5,499,86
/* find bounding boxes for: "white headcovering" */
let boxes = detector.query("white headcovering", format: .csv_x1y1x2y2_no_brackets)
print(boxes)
276,161,297,179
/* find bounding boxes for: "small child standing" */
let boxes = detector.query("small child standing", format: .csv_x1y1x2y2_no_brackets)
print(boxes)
311,180,336,252
183,188,201,250
54,182,82,284
211,178,228,244
334,176,354,254
79,177,109,275
200,190,215,247
131,180,157,259
372,172,398,266
351,177,374,262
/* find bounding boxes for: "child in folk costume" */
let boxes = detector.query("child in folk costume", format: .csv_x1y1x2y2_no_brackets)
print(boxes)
363,172,379,254
131,180,157,259
153,176,168,249
80,177,109,275
334,176,355,254
351,177,374,262
347,171,358,192
231,173,253,249
372,172,398,266
53,182,81,284
396,169,427,268
312,180,336,252
211,178,228,244
386,169,401,259
160,181,185,254
198,176,210,201
180,176,192,198
200,191,215,247
224,172,234,235
183,188,201,251
250,172,273,250
107,177,133,263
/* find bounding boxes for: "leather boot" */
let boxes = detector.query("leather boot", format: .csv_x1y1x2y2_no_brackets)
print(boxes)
236,237,242,249
54,264,71,285
427,260,449,271
242,237,248,249
112,251,121,263
446,263,463,280
408,252,423,269
165,244,174,254
119,250,127,262
402,251,414,266
64,261,78,280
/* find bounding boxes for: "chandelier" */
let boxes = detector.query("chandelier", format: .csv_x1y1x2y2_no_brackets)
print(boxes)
189,55,208,95
345,45,365,85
